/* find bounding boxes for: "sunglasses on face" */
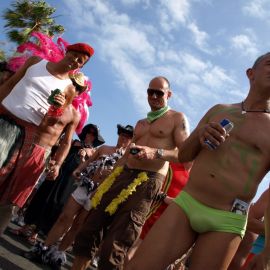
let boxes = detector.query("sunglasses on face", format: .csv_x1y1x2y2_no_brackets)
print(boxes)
147,88,165,97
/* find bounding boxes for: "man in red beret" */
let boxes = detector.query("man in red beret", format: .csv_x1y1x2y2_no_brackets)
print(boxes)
66,43,95,58
0,42,94,235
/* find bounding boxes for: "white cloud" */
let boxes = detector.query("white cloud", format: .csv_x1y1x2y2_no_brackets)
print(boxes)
231,34,259,58
243,0,270,20
158,0,212,53
158,50,182,63
62,0,240,120
63,0,157,113
161,0,190,24
158,0,190,31
202,66,235,89
187,22,209,50
181,53,208,72
120,0,150,6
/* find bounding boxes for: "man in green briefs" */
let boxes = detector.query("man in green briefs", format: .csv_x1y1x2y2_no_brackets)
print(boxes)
126,54,270,270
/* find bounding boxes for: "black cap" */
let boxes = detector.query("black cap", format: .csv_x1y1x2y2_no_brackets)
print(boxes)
117,124,134,137
78,123,105,147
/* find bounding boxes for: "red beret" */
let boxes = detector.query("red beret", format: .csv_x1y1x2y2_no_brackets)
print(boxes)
66,43,94,57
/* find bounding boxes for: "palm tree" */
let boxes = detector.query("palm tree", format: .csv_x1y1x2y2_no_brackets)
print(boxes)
2,0,65,45
0,49,5,61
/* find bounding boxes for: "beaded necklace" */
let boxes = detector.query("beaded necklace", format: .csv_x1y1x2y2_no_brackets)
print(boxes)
241,101,270,114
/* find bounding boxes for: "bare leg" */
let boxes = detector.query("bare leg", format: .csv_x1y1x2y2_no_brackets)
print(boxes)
58,209,89,251
71,256,91,270
228,231,257,270
126,202,196,270
0,204,13,236
44,196,82,247
188,231,242,270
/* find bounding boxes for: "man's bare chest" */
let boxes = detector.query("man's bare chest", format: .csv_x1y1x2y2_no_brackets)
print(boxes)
137,120,174,139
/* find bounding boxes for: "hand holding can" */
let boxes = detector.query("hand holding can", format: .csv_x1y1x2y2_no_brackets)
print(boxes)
204,119,234,150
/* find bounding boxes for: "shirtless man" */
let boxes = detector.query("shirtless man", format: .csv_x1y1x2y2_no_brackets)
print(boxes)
0,43,93,235
23,124,134,268
0,42,93,173
70,76,190,270
0,72,88,235
126,53,270,270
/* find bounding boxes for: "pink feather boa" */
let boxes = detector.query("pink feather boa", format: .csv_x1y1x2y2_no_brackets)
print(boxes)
7,31,92,134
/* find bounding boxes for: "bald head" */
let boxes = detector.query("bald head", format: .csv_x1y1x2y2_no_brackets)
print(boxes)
252,52,270,68
150,76,171,90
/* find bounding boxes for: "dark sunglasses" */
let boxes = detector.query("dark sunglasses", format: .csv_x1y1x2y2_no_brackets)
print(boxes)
147,88,165,97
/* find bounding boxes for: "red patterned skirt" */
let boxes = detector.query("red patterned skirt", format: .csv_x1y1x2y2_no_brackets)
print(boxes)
0,106,49,207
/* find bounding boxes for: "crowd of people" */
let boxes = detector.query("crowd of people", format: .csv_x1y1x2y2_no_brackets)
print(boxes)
0,37,269,270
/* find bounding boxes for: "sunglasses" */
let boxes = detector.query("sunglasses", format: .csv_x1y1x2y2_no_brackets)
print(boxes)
147,88,165,97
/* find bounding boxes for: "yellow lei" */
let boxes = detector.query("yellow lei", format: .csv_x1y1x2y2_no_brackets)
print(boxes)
91,166,124,208
105,171,148,215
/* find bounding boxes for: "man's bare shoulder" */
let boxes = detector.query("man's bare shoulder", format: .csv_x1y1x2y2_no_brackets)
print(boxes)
97,145,116,155
208,103,237,113
168,109,186,118
167,109,188,124
168,110,190,133
136,118,148,125
204,103,239,121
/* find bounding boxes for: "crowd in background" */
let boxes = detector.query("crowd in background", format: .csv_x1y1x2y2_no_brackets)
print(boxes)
0,39,269,270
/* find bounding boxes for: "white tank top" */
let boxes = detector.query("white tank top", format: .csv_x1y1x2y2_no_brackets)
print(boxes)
2,60,71,125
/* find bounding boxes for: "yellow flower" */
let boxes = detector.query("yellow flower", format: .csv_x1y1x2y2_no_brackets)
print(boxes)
91,166,124,208
105,172,148,215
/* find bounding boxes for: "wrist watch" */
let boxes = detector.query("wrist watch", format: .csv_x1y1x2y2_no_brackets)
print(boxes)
156,148,164,159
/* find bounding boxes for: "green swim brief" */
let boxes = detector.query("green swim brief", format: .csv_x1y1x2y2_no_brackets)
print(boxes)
174,191,247,238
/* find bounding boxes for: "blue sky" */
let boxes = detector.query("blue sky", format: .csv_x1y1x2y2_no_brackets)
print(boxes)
0,0,269,200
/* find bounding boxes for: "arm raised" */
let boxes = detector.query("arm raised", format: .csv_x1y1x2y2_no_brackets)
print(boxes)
178,104,227,163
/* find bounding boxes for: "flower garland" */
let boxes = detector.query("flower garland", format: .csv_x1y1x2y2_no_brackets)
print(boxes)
47,105,64,117
105,172,149,215
91,166,124,209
